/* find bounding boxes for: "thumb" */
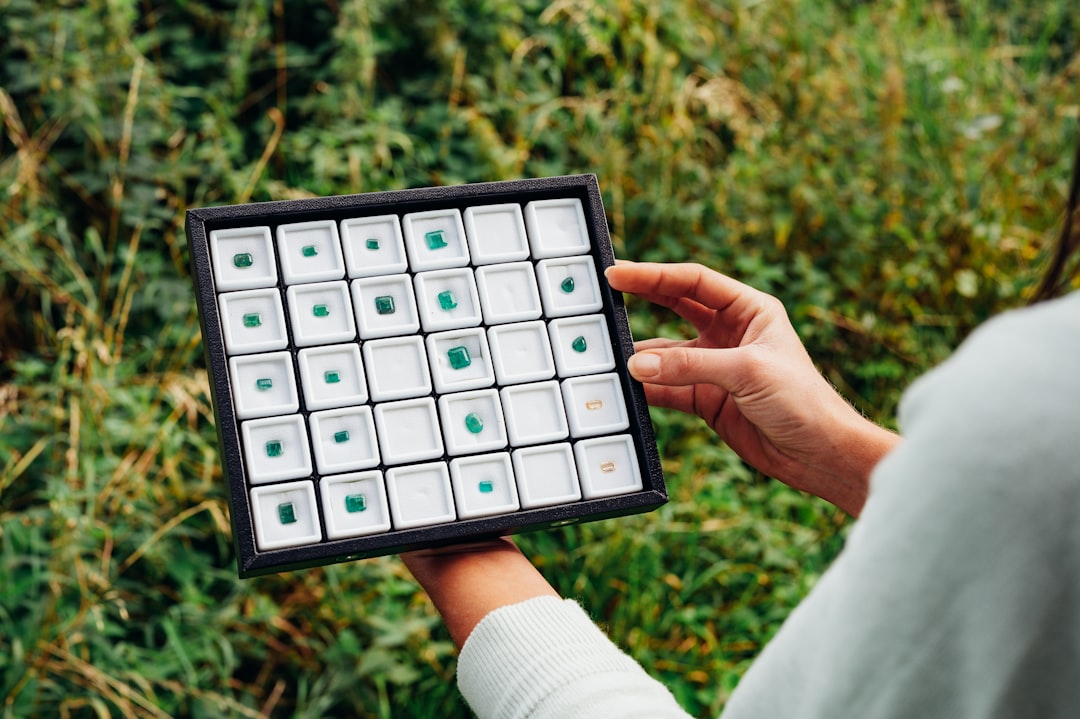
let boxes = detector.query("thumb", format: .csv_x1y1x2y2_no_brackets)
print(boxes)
627,346,752,393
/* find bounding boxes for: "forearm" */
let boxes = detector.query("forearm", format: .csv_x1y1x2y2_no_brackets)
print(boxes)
402,538,560,649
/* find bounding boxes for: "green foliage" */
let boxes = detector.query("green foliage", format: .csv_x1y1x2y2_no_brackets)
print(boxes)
1,0,1075,716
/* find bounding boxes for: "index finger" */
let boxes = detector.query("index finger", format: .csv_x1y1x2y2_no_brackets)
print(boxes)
605,261,764,317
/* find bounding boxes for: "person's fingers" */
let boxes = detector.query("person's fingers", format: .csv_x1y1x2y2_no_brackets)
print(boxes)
638,381,700,416
623,291,717,335
628,345,753,395
633,337,692,352
606,262,761,315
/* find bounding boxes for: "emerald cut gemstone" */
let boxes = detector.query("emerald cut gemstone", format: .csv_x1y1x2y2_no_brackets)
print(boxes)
312,303,330,317
447,345,471,370
242,312,262,328
560,277,575,293
478,480,494,494
424,229,448,249
277,502,297,524
464,413,484,434
365,238,380,250
255,377,273,391
374,295,395,315
571,335,588,353
437,290,457,311
345,493,367,513
324,370,341,384
301,244,318,257
265,440,283,457
233,252,254,268
333,430,350,443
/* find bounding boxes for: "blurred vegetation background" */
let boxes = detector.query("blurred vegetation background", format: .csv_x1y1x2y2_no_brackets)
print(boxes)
0,0,1076,716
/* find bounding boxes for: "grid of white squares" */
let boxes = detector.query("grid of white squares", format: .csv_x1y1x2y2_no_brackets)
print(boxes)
208,198,645,553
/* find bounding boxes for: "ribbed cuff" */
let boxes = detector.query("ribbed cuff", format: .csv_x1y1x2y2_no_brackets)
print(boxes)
457,596,690,719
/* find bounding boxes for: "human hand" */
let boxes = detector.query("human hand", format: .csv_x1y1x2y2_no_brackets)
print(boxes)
605,261,898,515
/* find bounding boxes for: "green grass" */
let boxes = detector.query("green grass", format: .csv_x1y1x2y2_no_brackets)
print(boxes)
1,0,1076,716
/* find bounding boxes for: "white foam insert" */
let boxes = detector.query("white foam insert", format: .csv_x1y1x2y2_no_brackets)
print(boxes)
320,470,393,539
297,343,368,411
362,336,432,401
487,320,556,385
414,268,483,332
374,398,444,465
228,350,299,420
524,198,591,258
475,262,543,325
350,274,420,339
438,389,508,456
561,373,630,438
241,414,313,484
535,256,604,318
276,220,346,284
218,288,289,355
340,215,408,278
309,406,380,474
574,434,643,499
511,443,581,509
548,314,617,377
426,328,495,394
385,462,457,529
402,209,470,271
251,480,322,550
450,453,519,519
210,226,277,291
285,280,356,347
463,204,530,265
499,381,569,446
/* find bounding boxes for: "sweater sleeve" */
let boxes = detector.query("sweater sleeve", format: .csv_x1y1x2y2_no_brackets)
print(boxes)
457,596,693,719
721,293,1080,718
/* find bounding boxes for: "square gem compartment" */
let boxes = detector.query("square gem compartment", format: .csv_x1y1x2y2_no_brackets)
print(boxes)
218,288,289,356
413,268,483,332
362,336,432,401
286,280,356,347
474,262,543,325
319,471,393,540
309,406,380,474
536,256,604,318
228,350,299,420
487,320,556,385
276,220,346,285
385,462,457,529
450,452,520,519
297,343,369,411
210,226,277,291
402,209,471,272
250,480,322,551
350,274,421,339
462,204,530,265
340,215,409,278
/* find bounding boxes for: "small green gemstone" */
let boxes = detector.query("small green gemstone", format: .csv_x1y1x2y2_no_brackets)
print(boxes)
233,252,254,268
324,370,341,384
242,312,262,328
447,345,472,370
301,244,318,257
478,480,494,494
365,238,380,250
464,413,484,434
277,502,297,524
374,295,395,315
312,303,330,317
345,493,367,513
424,229,448,249
560,277,575,293
255,377,273,391
571,335,588,353
333,430,350,443
265,440,283,457
437,290,457,311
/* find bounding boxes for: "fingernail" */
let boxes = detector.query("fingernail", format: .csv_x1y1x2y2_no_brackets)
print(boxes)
628,353,661,378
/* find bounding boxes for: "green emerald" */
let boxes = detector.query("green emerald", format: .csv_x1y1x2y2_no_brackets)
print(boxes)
560,277,575,293
374,295,395,315
333,430,350,443
242,312,262,328
312,303,330,317
478,480,494,494
277,502,297,524
345,494,367,513
464,413,484,434
233,252,254,268
301,244,318,257
571,335,588,353
265,440,283,457
255,377,273,391
425,229,448,249
365,238,380,250
324,370,341,384
437,290,457,311
447,345,471,370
